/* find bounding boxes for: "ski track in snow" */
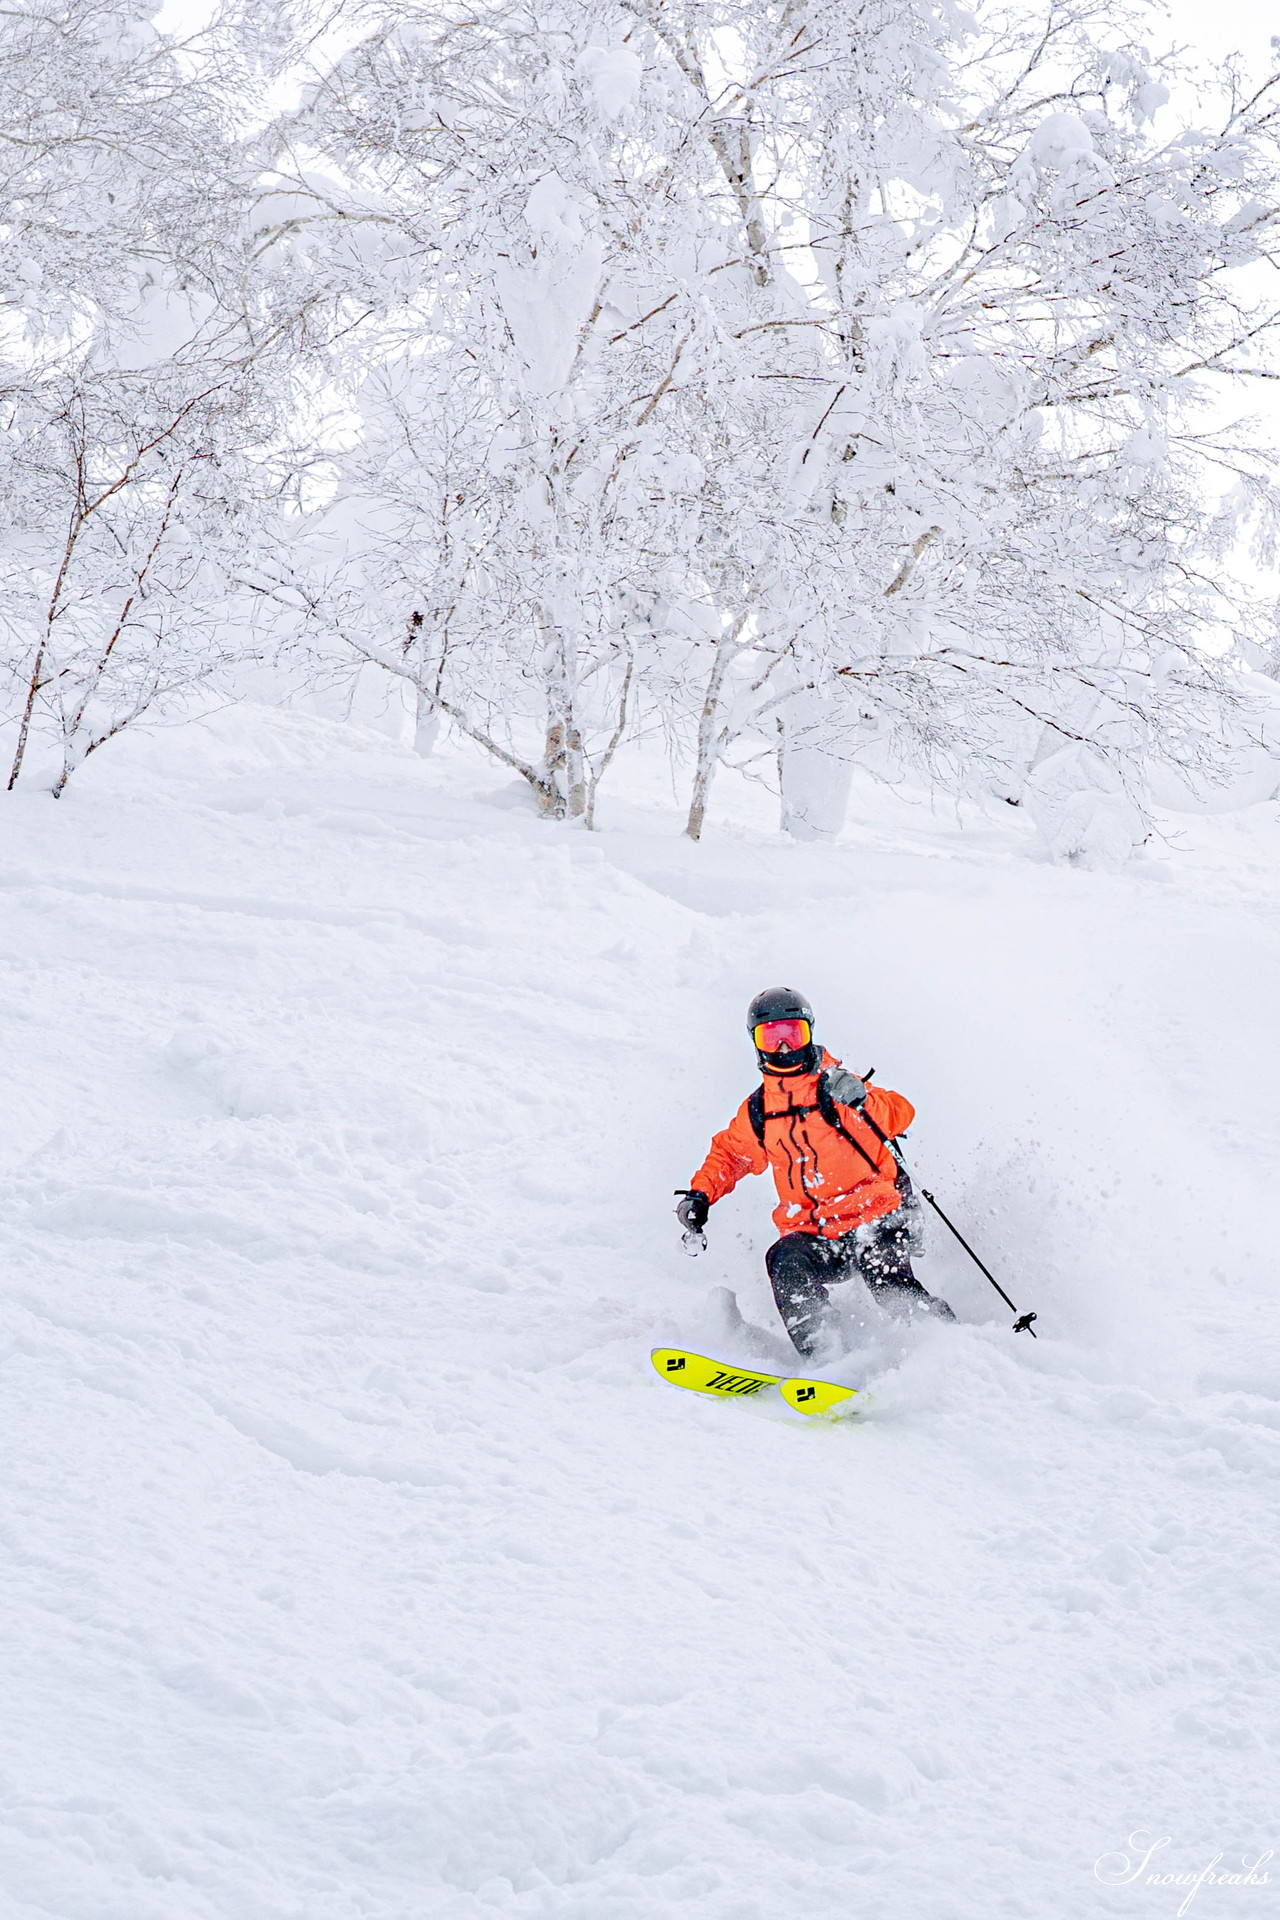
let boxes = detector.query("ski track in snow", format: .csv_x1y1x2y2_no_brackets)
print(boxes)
0,707,1278,1918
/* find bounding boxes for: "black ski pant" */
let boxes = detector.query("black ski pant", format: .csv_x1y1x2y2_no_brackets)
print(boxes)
766,1211,955,1357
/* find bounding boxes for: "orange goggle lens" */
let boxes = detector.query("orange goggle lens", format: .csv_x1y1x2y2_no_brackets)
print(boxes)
753,1018,811,1053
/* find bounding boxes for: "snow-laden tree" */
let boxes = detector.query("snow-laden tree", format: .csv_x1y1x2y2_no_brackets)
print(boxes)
1,344,290,797
252,0,964,823
737,0,1280,847
253,0,1280,840
0,0,296,795
249,0,774,819
610,0,1280,842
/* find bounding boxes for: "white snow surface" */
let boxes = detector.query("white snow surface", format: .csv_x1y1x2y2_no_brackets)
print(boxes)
1,707,1278,1918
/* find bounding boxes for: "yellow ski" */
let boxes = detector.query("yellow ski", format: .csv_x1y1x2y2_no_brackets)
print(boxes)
651,1348,780,1400
651,1350,864,1418
779,1376,862,1418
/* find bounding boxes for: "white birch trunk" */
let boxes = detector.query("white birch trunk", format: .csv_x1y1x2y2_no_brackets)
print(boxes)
685,622,747,840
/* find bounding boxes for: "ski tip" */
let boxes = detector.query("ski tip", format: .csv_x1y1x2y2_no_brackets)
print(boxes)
779,1376,863,1418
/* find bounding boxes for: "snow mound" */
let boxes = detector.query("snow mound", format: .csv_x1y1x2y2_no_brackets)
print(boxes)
0,706,1277,1916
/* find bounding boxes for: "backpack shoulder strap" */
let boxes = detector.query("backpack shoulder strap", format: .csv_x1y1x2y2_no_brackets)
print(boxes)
816,1070,911,1193
815,1070,882,1175
747,1085,766,1150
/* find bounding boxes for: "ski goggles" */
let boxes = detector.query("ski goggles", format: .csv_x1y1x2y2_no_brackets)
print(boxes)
752,1017,812,1053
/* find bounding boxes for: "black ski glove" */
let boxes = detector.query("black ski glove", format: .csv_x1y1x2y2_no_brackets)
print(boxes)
676,1190,710,1232
824,1067,868,1108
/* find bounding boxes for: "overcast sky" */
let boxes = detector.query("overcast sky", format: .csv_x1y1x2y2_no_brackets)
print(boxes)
155,0,1279,74
1162,0,1277,69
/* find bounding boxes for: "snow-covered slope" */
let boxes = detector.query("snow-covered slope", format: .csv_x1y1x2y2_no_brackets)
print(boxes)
1,709,1277,1918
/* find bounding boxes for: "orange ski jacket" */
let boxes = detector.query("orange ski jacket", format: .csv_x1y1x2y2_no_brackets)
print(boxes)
690,1050,915,1240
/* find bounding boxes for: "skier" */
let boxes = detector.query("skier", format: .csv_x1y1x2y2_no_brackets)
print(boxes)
677,988,954,1355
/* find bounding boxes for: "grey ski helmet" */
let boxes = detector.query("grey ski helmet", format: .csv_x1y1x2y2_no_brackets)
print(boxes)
747,987,817,1074
746,986,814,1032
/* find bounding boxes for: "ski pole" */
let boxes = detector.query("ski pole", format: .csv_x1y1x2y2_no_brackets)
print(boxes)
916,1187,1037,1336
861,1069,1037,1337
